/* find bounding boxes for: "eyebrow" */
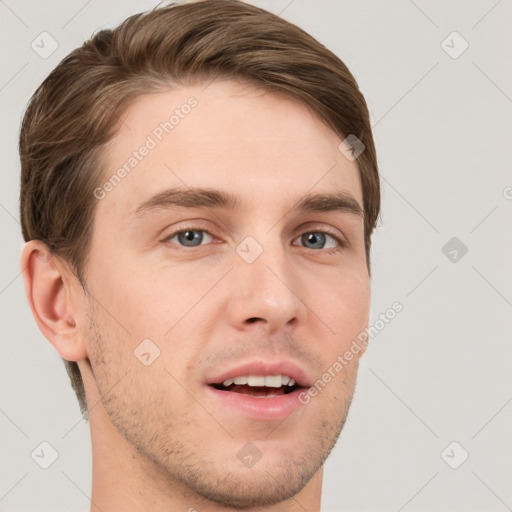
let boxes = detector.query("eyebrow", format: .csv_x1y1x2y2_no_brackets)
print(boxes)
133,187,363,219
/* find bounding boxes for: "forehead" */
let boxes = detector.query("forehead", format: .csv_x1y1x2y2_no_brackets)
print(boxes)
96,80,363,220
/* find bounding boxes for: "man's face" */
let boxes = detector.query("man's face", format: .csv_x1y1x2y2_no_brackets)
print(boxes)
79,80,370,507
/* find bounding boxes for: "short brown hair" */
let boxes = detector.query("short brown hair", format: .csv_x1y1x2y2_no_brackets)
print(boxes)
19,0,380,420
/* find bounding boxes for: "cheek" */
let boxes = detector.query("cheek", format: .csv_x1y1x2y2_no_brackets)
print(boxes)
313,270,370,346
86,255,182,339
85,293,196,418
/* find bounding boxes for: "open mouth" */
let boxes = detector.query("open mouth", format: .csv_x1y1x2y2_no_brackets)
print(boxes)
209,375,301,397
206,370,309,420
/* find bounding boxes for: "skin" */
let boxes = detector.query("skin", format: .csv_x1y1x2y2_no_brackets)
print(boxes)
21,80,370,512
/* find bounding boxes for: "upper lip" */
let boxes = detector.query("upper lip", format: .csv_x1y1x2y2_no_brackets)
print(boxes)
206,359,312,388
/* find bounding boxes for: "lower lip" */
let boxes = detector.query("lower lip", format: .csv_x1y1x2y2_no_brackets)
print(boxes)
205,386,304,421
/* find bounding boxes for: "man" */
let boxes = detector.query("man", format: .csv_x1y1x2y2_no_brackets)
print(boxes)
20,1,380,510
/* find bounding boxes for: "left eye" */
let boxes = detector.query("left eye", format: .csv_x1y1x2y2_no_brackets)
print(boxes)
295,232,340,250
165,229,213,247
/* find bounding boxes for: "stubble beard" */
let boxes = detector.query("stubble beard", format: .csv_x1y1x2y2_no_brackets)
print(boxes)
85,297,356,509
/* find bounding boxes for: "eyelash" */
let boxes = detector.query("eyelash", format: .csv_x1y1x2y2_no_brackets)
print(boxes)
162,225,346,254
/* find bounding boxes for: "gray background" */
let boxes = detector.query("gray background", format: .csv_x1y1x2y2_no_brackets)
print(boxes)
1,0,511,511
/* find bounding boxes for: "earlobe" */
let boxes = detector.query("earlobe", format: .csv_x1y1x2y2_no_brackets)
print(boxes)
20,241,88,362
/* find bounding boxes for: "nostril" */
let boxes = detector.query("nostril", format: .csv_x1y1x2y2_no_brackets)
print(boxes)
246,317,263,324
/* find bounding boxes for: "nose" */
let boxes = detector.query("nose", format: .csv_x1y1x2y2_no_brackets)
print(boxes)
225,241,305,334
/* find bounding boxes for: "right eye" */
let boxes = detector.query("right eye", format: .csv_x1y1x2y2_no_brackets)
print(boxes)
164,228,214,247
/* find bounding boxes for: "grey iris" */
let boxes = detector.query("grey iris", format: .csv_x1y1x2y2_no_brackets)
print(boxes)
178,230,204,246
301,232,326,249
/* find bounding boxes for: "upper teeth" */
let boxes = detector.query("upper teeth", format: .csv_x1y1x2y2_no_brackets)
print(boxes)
222,375,296,388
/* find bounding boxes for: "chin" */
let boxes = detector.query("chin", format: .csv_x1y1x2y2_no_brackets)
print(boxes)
157,425,334,509
180,458,318,509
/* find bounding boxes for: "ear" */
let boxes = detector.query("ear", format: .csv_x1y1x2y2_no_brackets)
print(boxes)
20,240,88,362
